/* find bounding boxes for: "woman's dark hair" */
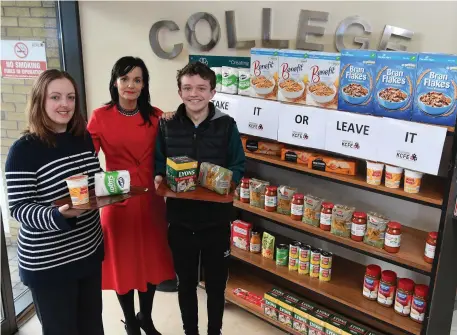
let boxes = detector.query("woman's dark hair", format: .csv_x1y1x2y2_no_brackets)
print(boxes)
177,61,216,90
106,56,157,126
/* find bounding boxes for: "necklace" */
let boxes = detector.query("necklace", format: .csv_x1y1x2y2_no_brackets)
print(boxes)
117,104,139,116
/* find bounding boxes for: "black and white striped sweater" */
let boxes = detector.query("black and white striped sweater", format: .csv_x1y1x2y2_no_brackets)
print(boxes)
5,131,104,286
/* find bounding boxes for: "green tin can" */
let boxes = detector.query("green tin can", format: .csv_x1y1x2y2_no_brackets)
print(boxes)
276,244,289,266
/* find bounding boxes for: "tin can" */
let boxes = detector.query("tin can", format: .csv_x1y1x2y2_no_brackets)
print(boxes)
289,241,301,259
320,251,333,269
310,248,321,265
276,244,289,266
319,267,331,282
298,261,309,275
299,244,311,262
289,257,298,271
310,263,320,278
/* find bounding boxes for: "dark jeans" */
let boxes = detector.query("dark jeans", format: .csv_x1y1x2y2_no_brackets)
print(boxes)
30,268,104,335
169,224,231,335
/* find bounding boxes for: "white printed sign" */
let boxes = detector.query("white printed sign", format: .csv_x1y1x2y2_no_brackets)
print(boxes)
377,119,446,175
278,104,327,150
325,111,380,161
211,93,240,120
1,40,47,79
236,97,279,140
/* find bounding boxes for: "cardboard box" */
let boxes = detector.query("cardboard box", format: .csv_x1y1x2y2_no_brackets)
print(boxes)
166,156,198,193
278,294,300,328
308,308,331,335
281,148,317,165
346,323,369,335
308,156,357,176
325,315,350,335
278,49,309,104
293,300,316,335
264,288,284,321
250,48,280,100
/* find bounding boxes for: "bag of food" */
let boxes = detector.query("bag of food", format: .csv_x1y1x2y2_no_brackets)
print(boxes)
211,67,222,92
364,211,390,248
303,194,323,227
95,171,130,197
277,185,298,215
249,178,270,208
262,232,276,259
232,220,252,251
198,162,233,195
331,204,356,237
222,66,239,94
238,68,252,96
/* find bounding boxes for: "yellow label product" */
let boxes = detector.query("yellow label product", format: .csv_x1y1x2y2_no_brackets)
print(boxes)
308,308,331,335
310,263,320,278
264,288,284,320
293,300,316,334
298,261,310,275
277,294,300,328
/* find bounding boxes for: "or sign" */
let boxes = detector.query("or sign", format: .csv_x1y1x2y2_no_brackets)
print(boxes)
377,119,446,175
236,98,279,140
189,55,250,68
1,40,47,79
325,111,380,161
278,104,327,150
211,93,241,120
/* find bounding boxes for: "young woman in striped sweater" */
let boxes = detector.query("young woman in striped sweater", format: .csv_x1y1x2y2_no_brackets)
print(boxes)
5,69,104,335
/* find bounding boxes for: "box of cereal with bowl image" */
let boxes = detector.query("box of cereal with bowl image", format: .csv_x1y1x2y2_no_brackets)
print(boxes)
278,49,309,104
338,50,377,115
250,48,279,100
305,51,341,110
374,51,418,120
412,53,457,126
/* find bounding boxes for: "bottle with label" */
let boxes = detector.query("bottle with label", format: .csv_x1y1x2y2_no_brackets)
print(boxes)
240,178,250,204
291,193,304,221
363,264,382,301
351,212,367,242
424,231,437,264
320,202,334,231
264,186,278,212
250,231,261,253
394,278,415,316
377,270,397,307
384,221,402,253
410,284,429,323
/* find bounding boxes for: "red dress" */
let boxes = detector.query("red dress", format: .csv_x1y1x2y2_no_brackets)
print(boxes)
87,105,175,294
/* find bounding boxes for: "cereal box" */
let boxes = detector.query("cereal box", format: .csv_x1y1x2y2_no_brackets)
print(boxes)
306,52,341,109
308,308,331,335
231,220,252,251
338,50,377,114
250,48,279,100
166,156,198,193
374,51,418,120
293,300,316,335
278,49,308,104
264,288,285,320
278,294,300,328
412,53,457,126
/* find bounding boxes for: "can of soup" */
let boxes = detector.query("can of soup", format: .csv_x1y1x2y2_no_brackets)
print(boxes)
298,261,309,275
320,251,333,269
310,248,321,265
299,244,311,262
276,244,289,266
310,263,320,278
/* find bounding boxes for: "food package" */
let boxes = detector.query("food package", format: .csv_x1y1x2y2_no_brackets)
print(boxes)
94,171,130,197
250,48,279,100
308,156,357,176
249,178,270,208
278,49,308,104
221,66,239,94
211,67,222,92
326,315,350,335
277,185,298,215
303,194,323,227
262,232,275,259
308,308,331,335
346,322,369,335
364,211,389,248
264,288,284,320
278,294,300,328
281,148,317,165
331,204,356,237
166,156,198,193
293,300,316,334
198,162,233,195
238,68,252,96
231,220,252,251
242,136,284,156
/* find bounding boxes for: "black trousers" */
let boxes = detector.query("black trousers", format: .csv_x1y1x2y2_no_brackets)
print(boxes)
30,268,104,335
169,224,231,335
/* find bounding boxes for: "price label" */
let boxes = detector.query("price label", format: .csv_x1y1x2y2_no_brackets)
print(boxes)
377,119,446,175
211,93,240,120
236,98,279,140
325,111,380,161
278,104,327,150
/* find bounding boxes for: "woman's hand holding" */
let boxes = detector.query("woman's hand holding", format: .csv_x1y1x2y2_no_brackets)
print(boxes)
58,204,86,218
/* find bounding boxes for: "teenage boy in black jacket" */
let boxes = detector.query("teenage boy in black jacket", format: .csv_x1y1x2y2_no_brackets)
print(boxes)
154,62,245,335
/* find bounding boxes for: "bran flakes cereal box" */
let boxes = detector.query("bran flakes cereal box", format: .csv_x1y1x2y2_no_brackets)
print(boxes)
412,53,457,126
250,48,279,100
374,51,418,120
278,49,308,104
306,52,341,109
338,50,377,115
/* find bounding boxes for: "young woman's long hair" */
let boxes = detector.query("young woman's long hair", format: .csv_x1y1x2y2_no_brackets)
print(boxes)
106,56,158,126
24,69,86,146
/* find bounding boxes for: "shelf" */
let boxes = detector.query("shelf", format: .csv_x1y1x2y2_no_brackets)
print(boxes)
231,247,422,335
234,200,432,274
245,152,444,208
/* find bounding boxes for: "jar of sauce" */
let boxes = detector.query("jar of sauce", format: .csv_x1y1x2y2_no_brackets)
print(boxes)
384,221,402,253
363,264,381,301
351,212,367,242
250,231,261,254
320,202,334,231
410,284,429,323
424,231,437,264
264,186,278,212
394,278,415,316
240,178,250,204
291,193,304,221
377,270,397,307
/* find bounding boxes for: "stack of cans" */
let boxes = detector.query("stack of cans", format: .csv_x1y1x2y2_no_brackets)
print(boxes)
288,241,333,282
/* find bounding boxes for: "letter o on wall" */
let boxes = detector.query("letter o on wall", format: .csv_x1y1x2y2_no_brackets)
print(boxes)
185,12,221,52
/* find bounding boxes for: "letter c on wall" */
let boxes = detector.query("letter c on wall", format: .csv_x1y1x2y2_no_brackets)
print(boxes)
149,20,183,59
185,12,221,52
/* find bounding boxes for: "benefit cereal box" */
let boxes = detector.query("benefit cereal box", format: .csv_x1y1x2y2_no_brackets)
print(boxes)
278,49,309,104
305,52,341,109
250,48,279,100
338,50,377,115
412,53,457,126
374,51,418,120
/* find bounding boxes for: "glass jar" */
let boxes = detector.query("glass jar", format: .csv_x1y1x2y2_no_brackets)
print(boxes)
291,193,304,221
410,284,429,323
320,202,334,231
424,231,437,264
394,278,415,316
351,212,367,242
250,231,261,254
384,221,402,253
363,264,382,301
377,270,397,307
240,178,250,204
264,186,278,212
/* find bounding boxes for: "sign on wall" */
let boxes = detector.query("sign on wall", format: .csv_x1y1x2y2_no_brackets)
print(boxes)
1,40,47,79
189,55,250,68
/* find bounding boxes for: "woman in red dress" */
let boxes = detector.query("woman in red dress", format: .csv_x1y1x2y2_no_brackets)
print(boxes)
87,56,175,335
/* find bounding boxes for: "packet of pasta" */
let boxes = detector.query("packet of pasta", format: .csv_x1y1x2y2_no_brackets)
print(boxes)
249,178,270,208
303,194,323,227
331,204,355,237
364,211,389,248
198,162,233,195
262,232,276,259
277,185,298,215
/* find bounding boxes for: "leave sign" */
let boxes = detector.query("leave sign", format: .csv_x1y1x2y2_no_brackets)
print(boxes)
278,104,327,150
236,97,279,140
211,93,240,120
377,119,446,175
